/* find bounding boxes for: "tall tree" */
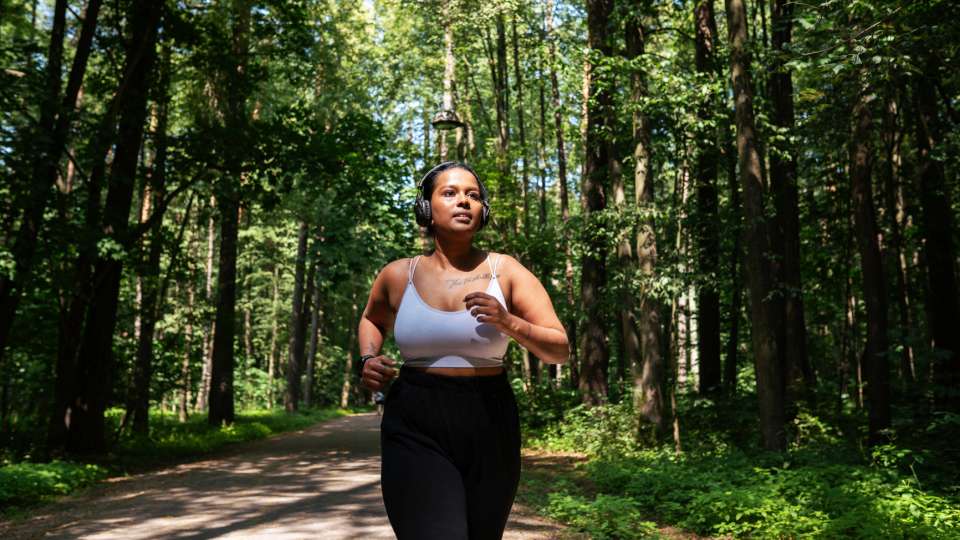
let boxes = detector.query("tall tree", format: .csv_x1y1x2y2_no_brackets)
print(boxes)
285,220,309,412
768,0,812,396
131,36,173,434
209,0,253,426
693,0,721,395
546,0,578,388
579,0,614,405
628,0,665,437
725,0,785,451
912,56,960,412
66,0,162,452
850,76,891,444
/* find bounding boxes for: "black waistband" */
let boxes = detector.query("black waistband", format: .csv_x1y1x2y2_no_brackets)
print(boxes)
398,366,511,393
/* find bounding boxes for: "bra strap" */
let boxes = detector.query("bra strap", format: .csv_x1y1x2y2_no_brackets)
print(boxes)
408,255,421,283
491,253,501,278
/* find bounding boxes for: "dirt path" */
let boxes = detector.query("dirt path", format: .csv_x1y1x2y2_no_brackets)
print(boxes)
1,413,575,539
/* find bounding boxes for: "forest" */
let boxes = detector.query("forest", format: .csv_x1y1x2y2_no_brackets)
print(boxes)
1,0,959,537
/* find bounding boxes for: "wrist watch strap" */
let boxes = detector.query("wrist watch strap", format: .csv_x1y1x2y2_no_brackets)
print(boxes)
358,354,375,373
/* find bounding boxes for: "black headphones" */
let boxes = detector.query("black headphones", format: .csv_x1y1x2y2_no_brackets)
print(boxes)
414,161,491,230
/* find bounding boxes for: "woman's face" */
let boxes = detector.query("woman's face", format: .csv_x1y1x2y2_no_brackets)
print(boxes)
429,168,484,235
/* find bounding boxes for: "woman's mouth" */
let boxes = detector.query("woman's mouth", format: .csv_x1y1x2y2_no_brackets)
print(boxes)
453,213,472,222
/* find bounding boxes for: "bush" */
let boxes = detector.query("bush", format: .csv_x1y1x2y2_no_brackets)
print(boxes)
525,406,960,538
545,492,660,540
0,461,107,510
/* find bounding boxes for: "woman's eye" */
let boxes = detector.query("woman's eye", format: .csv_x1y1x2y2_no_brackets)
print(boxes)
468,193,481,200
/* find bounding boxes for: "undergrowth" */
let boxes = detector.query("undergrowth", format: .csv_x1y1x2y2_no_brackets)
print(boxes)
518,384,960,539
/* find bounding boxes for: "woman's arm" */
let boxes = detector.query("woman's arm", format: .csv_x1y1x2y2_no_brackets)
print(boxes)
357,260,404,391
465,255,569,364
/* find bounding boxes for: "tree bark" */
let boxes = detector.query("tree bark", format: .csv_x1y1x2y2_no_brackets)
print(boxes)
625,0,664,435
912,57,960,412
512,17,531,241
285,220,309,412
546,0,577,389
196,196,216,412
131,38,172,435
768,0,813,398
268,265,280,408
209,0,252,426
724,0,785,451
850,80,891,443
579,0,614,405
66,0,161,453
304,279,323,408
694,0,721,395
723,129,742,394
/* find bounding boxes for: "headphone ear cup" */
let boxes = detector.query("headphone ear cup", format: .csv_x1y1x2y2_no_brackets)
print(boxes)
414,197,431,227
479,202,490,229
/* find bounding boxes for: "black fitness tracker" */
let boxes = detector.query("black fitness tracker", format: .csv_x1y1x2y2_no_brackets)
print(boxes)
358,354,376,375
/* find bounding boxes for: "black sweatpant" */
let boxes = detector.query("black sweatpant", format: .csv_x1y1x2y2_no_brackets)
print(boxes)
379,367,521,540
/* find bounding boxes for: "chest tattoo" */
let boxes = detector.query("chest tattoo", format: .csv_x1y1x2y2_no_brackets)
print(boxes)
444,272,493,290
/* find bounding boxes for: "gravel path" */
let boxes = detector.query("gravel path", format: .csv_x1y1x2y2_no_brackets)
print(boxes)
1,413,573,539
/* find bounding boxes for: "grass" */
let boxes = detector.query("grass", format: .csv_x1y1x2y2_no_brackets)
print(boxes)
0,406,351,517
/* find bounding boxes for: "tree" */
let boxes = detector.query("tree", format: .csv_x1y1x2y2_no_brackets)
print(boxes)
725,0,785,451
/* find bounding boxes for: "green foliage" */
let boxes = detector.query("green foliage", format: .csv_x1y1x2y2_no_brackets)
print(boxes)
545,492,660,540
0,461,108,512
530,401,638,459
527,409,960,539
511,377,581,432
111,407,348,466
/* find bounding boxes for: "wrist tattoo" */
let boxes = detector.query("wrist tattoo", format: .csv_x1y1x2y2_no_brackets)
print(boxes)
444,272,492,290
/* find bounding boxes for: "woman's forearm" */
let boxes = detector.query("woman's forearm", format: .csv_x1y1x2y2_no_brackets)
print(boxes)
358,316,385,357
502,314,569,364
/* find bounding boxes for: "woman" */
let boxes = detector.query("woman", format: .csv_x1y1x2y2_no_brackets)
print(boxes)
358,161,569,539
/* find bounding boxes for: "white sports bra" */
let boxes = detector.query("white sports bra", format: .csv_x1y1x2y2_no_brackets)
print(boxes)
393,254,510,368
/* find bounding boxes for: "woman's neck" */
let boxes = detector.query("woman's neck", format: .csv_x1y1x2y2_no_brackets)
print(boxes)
430,234,481,271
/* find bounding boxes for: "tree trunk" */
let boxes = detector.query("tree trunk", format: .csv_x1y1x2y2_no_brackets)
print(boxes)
179,285,195,423
512,17,531,240
912,58,960,412
723,130,742,394
0,0,100,365
66,0,160,453
694,0,721,395
769,0,813,398
546,0,577,389
881,91,914,385
285,220,309,412
197,196,217,412
131,38,171,435
850,79,891,444
579,0,614,406
625,1,664,436
304,280,322,408
724,0,785,451
209,0,252,426
268,265,280,408
341,304,358,409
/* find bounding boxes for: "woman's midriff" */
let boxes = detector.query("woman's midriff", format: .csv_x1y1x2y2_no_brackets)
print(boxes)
407,365,505,377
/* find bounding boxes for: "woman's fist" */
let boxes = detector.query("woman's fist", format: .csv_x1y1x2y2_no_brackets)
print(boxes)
361,355,398,391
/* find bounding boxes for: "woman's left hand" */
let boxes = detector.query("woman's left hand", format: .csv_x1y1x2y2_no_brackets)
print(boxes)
464,292,512,330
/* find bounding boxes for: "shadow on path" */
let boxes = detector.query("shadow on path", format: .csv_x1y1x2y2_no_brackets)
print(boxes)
1,413,572,539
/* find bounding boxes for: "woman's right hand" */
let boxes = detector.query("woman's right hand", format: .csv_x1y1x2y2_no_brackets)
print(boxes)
361,355,398,391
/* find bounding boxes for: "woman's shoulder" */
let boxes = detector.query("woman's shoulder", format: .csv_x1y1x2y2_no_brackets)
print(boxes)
489,252,525,274
379,257,416,281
